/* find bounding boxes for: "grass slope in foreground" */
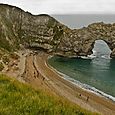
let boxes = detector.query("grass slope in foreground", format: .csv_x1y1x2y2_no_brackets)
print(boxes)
0,74,98,115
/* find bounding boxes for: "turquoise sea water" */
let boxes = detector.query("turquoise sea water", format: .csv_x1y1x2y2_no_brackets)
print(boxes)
48,41,115,98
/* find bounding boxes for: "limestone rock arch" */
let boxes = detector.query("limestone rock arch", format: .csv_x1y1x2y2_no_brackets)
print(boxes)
57,22,115,58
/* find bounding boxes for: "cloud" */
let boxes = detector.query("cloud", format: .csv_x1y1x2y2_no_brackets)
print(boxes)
0,0,115,14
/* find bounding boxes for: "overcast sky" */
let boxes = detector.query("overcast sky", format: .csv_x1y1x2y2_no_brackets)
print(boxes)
0,0,115,14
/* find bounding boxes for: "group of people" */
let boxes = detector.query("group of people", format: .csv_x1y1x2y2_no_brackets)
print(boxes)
34,70,45,81
79,94,89,102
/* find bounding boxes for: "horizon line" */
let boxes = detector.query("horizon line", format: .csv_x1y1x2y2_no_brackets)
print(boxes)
1,3,115,15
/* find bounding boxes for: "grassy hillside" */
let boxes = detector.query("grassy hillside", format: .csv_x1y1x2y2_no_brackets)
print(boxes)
0,74,98,115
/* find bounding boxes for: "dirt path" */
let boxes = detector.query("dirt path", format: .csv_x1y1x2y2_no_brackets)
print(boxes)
21,52,55,93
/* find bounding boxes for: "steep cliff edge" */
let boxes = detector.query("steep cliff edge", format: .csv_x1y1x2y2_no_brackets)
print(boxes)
0,4,115,57
0,4,69,52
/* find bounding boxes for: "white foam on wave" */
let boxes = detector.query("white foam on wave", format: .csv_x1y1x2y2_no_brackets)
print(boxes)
81,49,111,60
101,55,111,59
51,66,115,102
81,50,97,59
80,56,91,59
93,49,97,54
81,54,96,59
88,54,97,59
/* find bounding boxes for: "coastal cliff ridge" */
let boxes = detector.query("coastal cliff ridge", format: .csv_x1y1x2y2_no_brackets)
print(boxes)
0,4,115,57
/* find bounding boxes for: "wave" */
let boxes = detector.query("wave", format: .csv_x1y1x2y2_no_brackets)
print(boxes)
81,50,97,59
101,55,111,59
81,49,111,60
92,49,97,54
50,65,115,102
81,55,96,59
80,56,91,59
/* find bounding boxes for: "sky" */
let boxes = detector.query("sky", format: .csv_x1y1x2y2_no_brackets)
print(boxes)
0,0,115,15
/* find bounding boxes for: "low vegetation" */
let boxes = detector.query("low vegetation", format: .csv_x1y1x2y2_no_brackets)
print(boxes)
0,74,98,115
2,55,9,64
0,63,4,71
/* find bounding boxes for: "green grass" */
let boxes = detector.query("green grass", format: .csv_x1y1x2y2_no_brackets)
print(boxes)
0,74,98,115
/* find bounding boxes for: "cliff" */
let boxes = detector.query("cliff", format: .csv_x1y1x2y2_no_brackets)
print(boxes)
0,4,115,57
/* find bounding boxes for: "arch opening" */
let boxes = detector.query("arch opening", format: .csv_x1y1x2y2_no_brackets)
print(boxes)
89,40,112,59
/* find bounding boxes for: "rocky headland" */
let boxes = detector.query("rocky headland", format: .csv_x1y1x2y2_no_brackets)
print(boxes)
0,4,115,58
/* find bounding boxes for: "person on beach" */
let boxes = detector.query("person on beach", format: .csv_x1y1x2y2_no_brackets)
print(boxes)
86,96,89,102
34,71,36,78
43,77,45,81
79,94,81,97
37,72,39,77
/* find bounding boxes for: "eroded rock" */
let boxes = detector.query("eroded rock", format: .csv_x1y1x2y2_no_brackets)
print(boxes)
0,4,115,57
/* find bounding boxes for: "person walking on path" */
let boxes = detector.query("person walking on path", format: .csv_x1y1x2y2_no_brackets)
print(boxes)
86,96,89,102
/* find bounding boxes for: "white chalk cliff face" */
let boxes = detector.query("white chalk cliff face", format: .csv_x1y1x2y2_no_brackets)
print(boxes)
0,4,115,57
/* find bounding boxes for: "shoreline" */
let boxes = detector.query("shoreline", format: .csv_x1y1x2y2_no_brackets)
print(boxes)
39,52,115,115
47,60,115,102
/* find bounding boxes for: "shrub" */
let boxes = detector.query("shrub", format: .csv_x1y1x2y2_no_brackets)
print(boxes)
2,55,9,64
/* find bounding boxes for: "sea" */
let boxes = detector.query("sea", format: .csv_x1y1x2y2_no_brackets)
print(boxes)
48,14,115,101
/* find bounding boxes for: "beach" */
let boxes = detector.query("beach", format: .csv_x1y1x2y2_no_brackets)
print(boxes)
2,50,115,115
22,51,115,115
